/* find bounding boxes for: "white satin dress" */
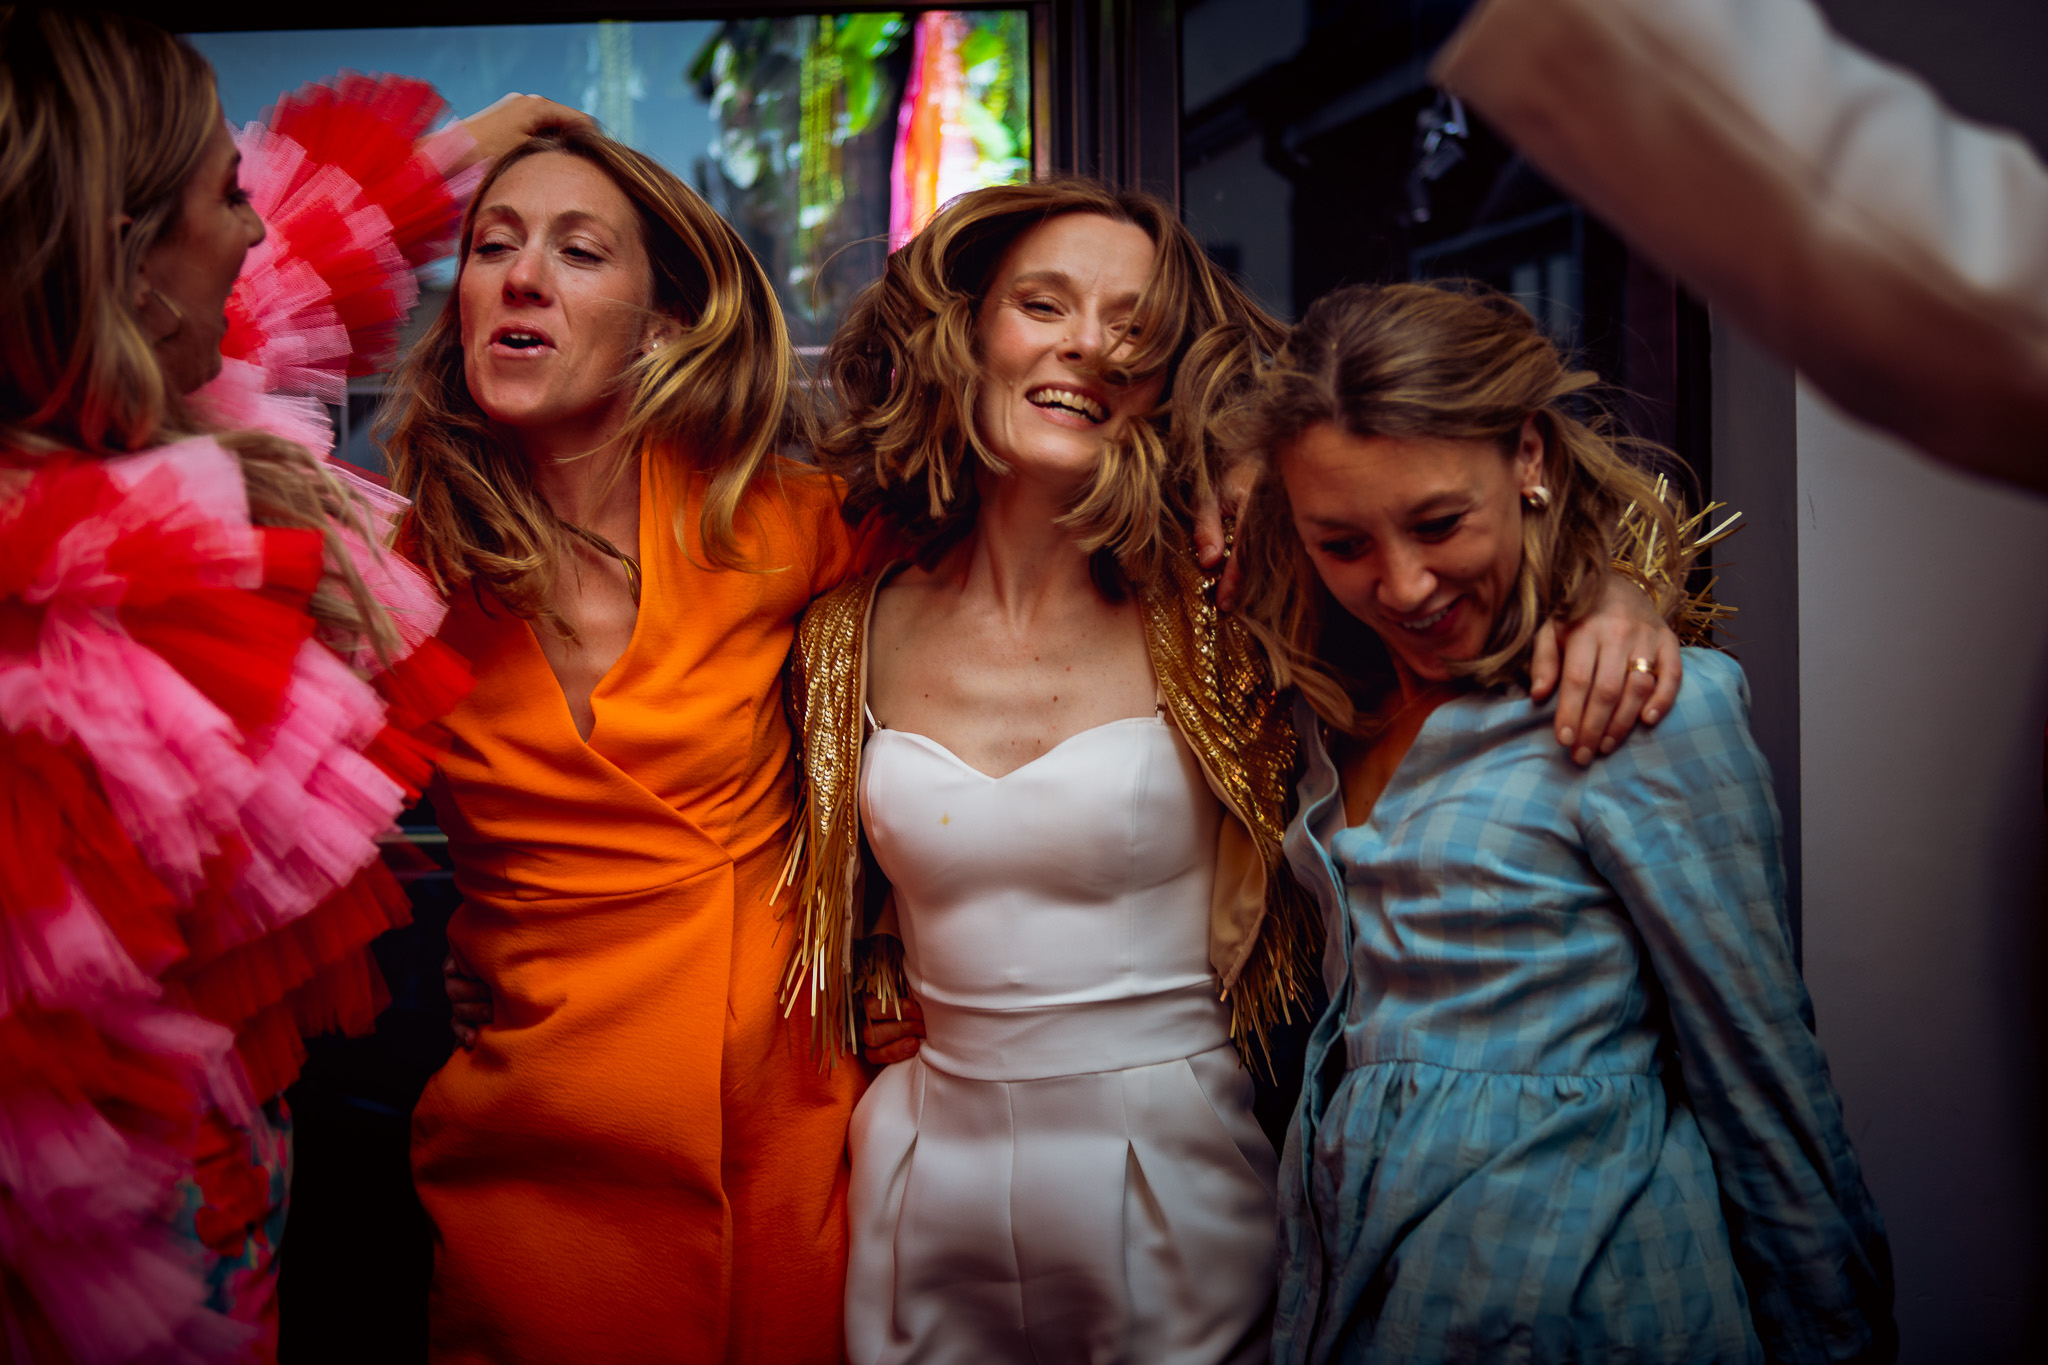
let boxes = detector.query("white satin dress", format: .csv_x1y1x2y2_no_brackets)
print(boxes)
845,713,1278,1365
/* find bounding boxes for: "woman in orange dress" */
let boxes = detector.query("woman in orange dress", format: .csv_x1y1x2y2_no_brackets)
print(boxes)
387,125,866,1363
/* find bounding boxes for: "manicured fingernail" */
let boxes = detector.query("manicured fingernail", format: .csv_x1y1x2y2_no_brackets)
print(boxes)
1558,727,1575,747
1644,708,1661,724
1600,737,1617,754
1573,745,1594,765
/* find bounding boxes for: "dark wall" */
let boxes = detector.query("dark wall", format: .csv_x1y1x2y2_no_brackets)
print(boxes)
1789,5,2048,1360
1179,0,1709,484
1818,0,2048,151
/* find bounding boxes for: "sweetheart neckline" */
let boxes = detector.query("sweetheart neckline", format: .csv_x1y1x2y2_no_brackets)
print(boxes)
868,714,1169,783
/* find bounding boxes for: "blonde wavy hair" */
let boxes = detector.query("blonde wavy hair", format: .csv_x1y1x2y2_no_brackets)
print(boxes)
0,5,397,661
386,125,810,632
1233,281,1689,730
817,178,1284,594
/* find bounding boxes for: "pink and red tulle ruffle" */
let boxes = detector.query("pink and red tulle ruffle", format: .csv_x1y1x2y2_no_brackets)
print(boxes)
1,449,466,1363
189,73,481,455
6,68,480,1365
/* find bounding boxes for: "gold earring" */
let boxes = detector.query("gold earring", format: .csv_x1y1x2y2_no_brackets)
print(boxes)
1521,484,1551,511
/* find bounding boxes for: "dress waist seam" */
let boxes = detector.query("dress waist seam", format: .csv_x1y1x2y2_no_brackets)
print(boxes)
916,987,1233,1082
913,1038,1237,1085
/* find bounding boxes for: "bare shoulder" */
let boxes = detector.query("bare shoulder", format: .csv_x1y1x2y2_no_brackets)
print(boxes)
870,560,954,641
867,564,968,715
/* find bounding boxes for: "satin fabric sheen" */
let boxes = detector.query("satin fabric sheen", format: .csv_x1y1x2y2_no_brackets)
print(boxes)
847,716,1277,1364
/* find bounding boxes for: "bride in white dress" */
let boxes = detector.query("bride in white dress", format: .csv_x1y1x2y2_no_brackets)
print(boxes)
851,704,1274,1361
791,181,1309,1364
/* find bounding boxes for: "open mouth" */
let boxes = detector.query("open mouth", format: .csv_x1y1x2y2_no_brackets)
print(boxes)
490,324,555,353
1026,385,1108,424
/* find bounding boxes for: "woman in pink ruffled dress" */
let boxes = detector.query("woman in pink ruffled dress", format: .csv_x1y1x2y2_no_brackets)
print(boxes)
0,9,573,1361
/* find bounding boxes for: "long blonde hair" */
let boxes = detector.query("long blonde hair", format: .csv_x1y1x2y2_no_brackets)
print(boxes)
1,6,221,453
386,125,811,632
817,178,1284,594
1233,281,1688,729
0,5,396,660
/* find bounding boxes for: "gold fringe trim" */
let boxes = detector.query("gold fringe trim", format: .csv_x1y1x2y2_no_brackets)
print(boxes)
1217,869,1319,1080
853,932,908,1025
1145,544,1324,1078
776,572,879,1062
780,551,1323,1075
1613,474,1744,647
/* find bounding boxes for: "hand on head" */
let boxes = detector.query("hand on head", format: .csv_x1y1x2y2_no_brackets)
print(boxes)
460,94,598,169
1193,458,1255,609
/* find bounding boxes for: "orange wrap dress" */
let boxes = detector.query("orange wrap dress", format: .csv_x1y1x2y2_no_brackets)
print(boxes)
410,453,865,1364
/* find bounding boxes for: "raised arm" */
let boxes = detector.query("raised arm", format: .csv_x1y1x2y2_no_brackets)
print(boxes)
454,93,596,172
1579,652,1895,1361
195,78,593,457
1437,0,2048,493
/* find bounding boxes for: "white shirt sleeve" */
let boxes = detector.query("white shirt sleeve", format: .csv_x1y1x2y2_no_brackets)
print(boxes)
1435,0,2048,491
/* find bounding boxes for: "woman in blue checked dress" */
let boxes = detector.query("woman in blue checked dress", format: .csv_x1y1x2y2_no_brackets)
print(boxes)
1232,282,1895,1364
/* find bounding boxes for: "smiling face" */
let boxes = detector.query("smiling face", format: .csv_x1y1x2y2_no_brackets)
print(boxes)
971,212,1167,492
1281,417,1543,694
138,117,265,394
459,152,662,454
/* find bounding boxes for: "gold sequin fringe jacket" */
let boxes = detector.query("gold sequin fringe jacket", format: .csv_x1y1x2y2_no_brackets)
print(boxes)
777,543,1323,1075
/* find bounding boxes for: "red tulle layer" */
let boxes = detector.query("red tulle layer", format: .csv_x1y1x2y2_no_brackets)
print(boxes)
6,64,478,1363
2,438,468,1362
214,72,471,394
1,449,463,1102
267,73,468,271
165,861,411,1102
1,727,185,992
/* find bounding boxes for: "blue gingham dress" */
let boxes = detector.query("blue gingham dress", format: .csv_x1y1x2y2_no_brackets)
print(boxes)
1274,650,1894,1364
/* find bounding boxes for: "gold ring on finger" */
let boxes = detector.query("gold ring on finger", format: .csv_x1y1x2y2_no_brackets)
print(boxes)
1629,656,1655,676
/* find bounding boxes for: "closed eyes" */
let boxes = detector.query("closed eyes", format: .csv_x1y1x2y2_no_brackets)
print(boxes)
1414,513,1463,540
470,238,609,263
